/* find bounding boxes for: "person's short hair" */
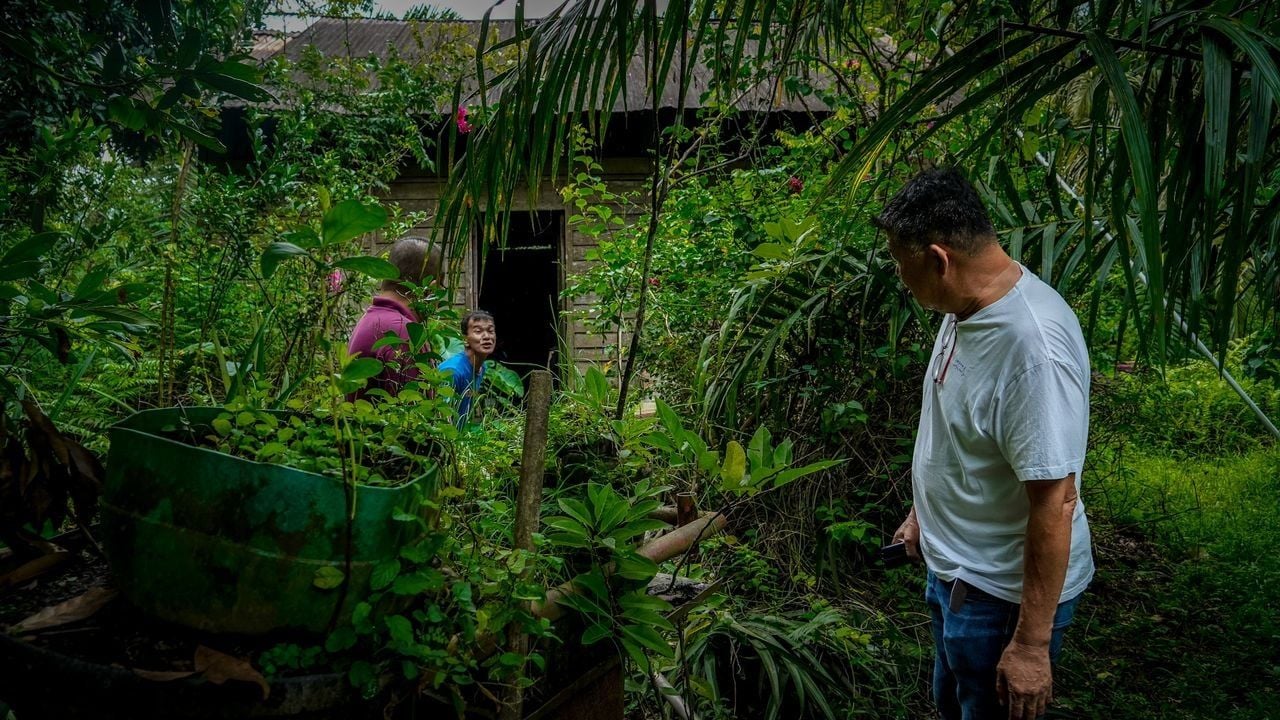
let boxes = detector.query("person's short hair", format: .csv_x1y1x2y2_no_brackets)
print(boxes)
381,236,443,292
461,309,494,335
872,167,997,255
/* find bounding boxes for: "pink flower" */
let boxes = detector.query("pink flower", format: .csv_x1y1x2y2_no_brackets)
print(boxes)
648,276,661,288
456,106,472,134
328,269,345,294
787,176,804,194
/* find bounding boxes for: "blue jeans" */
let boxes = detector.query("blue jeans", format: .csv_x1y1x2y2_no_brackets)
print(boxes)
925,571,1079,720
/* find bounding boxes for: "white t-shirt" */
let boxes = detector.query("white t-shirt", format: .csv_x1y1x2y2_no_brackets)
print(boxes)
912,265,1094,604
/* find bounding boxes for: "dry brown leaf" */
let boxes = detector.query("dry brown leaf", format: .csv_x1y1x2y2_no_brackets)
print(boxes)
9,585,116,633
133,668,197,682
195,645,270,700
0,549,68,591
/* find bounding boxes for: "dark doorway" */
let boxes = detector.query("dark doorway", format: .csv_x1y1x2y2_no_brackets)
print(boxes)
475,211,561,380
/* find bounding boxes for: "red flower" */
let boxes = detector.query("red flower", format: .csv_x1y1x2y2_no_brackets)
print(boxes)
648,276,661,288
787,176,803,194
456,106,472,134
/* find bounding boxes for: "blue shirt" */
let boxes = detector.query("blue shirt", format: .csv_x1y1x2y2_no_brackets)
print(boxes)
438,352,486,425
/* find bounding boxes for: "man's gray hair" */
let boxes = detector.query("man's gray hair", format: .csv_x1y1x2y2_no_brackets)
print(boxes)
382,236,443,292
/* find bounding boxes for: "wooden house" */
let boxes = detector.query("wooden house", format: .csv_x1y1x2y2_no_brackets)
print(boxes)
252,18,831,377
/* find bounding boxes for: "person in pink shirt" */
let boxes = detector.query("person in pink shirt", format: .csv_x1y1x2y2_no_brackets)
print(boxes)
346,236,442,398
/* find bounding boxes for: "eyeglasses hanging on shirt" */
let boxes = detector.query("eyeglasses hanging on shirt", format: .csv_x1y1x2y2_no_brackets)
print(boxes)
932,316,959,386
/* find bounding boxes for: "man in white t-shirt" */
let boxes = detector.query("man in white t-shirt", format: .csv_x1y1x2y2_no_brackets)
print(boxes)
879,168,1093,720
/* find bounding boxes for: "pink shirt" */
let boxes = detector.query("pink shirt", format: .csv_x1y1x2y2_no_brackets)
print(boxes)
346,296,424,397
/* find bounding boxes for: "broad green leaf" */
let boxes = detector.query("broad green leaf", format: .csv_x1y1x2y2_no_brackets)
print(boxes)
620,624,673,659
400,542,432,563
751,242,791,260
107,96,150,131
0,260,40,281
593,485,628,532
720,440,746,487
557,591,610,618
621,637,652,671
643,431,678,455
392,569,444,595
543,515,589,537
348,660,375,688
619,606,674,632
321,200,387,246
558,498,593,529
282,228,320,249
256,441,286,460
485,361,525,397
313,566,344,589
260,241,311,279
0,232,60,279
697,449,721,474
174,122,225,153
452,581,474,608
333,255,399,280
352,601,372,631
371,559,401,590
618,593,672,613
609,518,667,543
371,332,408,352
585,366,609,406
654,398,684,439
747,426,772,470
773,459,845,489
385,614,414,645
325,626,356,653
341,357,384,383
682,429,708,459
196,66,273,102
615,552,658,581
546,532,592,549
774,438,793,467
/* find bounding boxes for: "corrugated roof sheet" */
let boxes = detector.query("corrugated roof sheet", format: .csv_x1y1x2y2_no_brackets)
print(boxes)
250,30,294,61
259,17,831,114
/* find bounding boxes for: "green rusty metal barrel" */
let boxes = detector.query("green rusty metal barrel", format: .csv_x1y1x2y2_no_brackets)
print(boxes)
101,407,435,635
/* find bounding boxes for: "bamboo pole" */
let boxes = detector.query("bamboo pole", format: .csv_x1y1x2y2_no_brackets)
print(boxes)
471,510,730,662
532,511,729,624
499,370,553,720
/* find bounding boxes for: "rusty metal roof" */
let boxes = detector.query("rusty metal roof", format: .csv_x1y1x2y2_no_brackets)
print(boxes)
259,17,832,114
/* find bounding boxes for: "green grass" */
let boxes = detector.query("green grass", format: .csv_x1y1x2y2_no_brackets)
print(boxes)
1056,446,1280,718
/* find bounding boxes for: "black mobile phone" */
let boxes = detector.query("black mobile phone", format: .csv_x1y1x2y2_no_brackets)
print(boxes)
878,541,910,569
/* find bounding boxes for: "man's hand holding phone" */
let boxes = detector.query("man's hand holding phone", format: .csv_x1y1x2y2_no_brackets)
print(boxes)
888,507,922,564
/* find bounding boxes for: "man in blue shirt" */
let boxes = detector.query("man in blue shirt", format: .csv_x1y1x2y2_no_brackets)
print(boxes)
438,310,495,425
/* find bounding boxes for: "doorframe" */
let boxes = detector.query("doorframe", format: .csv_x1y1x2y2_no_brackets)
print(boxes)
468,211,567,372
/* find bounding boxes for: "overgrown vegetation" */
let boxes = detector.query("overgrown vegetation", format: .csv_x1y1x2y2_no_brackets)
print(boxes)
2,0,1279,718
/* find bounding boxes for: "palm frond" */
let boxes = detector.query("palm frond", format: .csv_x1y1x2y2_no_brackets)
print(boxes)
823,4,1280,364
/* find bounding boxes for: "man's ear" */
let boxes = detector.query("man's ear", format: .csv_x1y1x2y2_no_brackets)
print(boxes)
925,243,950,276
